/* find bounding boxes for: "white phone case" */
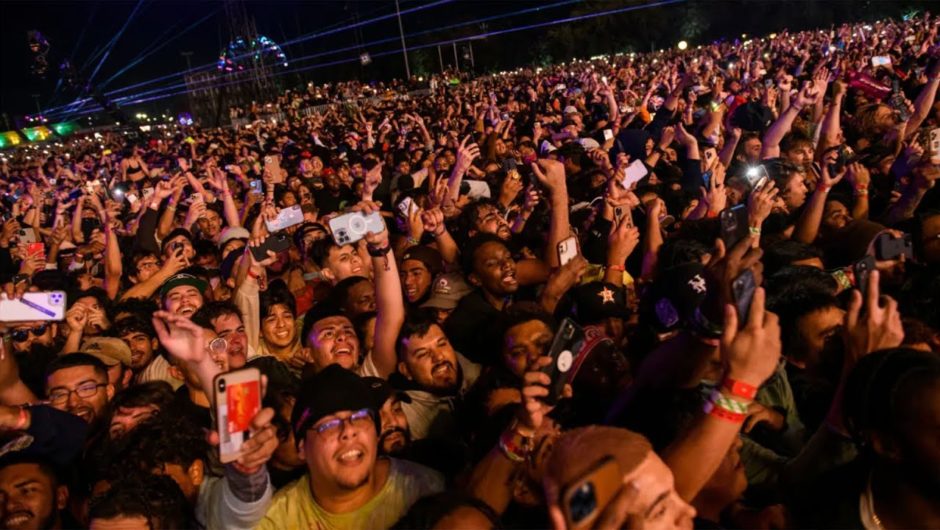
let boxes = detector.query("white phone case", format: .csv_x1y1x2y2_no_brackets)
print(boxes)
265,205,304,233
0,292,67,322
329,211,385,246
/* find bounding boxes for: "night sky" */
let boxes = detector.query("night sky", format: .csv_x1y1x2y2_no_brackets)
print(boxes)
0,0,929,123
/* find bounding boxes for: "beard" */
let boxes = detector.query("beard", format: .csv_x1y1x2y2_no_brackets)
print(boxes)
378,427,411,455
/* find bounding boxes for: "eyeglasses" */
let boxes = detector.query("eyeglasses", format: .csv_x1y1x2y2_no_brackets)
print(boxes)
11,324,49,343
207,337,227,358
48,382,106,405
311,408,373,437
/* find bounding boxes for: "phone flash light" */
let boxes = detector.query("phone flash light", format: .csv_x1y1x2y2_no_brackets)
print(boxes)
746,167,760,178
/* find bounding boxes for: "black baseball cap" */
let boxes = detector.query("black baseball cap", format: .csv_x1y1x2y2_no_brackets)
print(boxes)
362,376,412,410
291,364,376,439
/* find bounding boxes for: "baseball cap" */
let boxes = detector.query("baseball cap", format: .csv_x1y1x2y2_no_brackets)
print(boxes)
218,226,250,250
554,282,631,325
420,273,473,311
291,365,376,439
401,246,443,277
361,376,412,410
158,273,208,299
78,337,132,367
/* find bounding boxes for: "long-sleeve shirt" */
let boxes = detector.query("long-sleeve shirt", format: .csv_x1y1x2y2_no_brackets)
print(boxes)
197,467,272,530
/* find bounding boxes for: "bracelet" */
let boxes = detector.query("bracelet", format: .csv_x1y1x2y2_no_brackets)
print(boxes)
14,406,28,430
607,264,626,272
166,204,177,211
405,236,420,247
818,183,831,194
704,401,747,423
247,269,261,280
854,188,868,197
721,377,758,401
709,389,750,414
748,226,761,235
367,244,392,257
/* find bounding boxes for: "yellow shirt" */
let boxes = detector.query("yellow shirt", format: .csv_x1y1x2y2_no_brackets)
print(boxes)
256,458,443,530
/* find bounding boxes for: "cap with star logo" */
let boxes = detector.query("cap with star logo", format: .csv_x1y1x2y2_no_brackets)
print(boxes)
553,281,631,325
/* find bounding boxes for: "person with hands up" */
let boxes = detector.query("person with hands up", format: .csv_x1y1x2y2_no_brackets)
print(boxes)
793,147,846,244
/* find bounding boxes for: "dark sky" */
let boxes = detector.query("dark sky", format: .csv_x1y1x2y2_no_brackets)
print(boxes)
0,0,572,120
0,0,927,123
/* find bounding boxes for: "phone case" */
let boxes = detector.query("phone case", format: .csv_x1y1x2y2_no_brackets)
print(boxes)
732,270,756,322
214,368,262,464
720,205,749,249
542,318,585,404
250,233,291,261
265,205,304,233
561,456,623,530
929,128,940,164
853,256,875,296
0,291,67,323
621,160,649,189
329,211,386,246
557,236,580,267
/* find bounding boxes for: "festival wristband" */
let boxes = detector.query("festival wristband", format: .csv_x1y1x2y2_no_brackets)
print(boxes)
721,377,758,401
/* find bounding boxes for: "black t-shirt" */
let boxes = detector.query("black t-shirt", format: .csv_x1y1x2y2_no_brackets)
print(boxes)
443,289,504,366
172,386,211,428
313,186,356,215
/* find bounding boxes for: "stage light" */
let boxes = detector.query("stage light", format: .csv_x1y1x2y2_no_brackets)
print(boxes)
677,40,688,50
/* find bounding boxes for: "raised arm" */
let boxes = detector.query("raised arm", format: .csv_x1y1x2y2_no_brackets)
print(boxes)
360,201,404,378
793,153,845,244
531,159,570,269
761,83,818,160
447,136,481,202
903,60,940,139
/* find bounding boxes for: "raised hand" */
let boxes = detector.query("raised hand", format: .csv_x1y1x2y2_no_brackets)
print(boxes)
843,270,904,366
607,215,640,266
747,179,778,227
721,287,782,388
453,136,481,177
151,311,207,364
420,208,446,237
530,158,567,194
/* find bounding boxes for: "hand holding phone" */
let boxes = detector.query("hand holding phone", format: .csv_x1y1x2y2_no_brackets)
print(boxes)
214,368,262,463
329,211,386,246
621,160,648,189
541,318,585,405
557,236,580,267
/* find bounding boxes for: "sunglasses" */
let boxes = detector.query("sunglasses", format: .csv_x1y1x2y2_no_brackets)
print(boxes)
11,324,49,343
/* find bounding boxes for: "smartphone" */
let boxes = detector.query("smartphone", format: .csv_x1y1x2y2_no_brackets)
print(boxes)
702,170,712,190
265,205,304,233
142,187,154,199
732,269,756,322
871,56,892,67
621,160,648,189
213,367,262,464
889,80,911,122
720,204,750,249
603,129,614,141
557,235,580,267
0,291,67,322
541,318,585,405
929,128,940,165
67,188,83,202
27,242,45,261
613,205,633,227
874,232,913,261
853,255,875,296
250,233,291,261
561,456,623,530
329,211,385,246
126,194,138,205
248,180,263,195
397,196,418,217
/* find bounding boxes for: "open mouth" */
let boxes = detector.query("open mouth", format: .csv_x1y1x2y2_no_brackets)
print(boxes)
501,271,518,287
274,330,291,340
335,447,365,465
432,362,454,378
4,512,34,528
179,305,196,316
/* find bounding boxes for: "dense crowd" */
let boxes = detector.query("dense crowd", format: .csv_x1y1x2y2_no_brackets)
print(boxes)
0,12,939,530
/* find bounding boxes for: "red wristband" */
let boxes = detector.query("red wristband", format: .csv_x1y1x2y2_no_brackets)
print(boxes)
607,264,626,272
722,377,758,400
706,404,746,423
247,269,260,280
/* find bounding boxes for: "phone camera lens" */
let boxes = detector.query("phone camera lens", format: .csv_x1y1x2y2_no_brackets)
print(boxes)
218,379,226,392
568,482,597,523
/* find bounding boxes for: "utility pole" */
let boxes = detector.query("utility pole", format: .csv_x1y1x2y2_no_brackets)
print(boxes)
453,42,459,71
437,45,444,74
394,0,411,79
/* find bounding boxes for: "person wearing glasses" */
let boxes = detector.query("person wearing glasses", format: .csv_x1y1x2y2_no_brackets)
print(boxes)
8,321,58,355
43,353,114,426
258,364,443,529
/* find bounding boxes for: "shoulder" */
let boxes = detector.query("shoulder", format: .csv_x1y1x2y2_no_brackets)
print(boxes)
388,458,445,494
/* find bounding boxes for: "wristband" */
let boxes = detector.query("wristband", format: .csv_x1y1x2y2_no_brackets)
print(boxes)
748,226,761,235
405,236,420,247
854,187,868,196
721,377,758,401
709,389,750,414
367,244,392,257
817,183,831,194
247,269,261,280
607,264,626,272
704,401,747,423
166,204,177,212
